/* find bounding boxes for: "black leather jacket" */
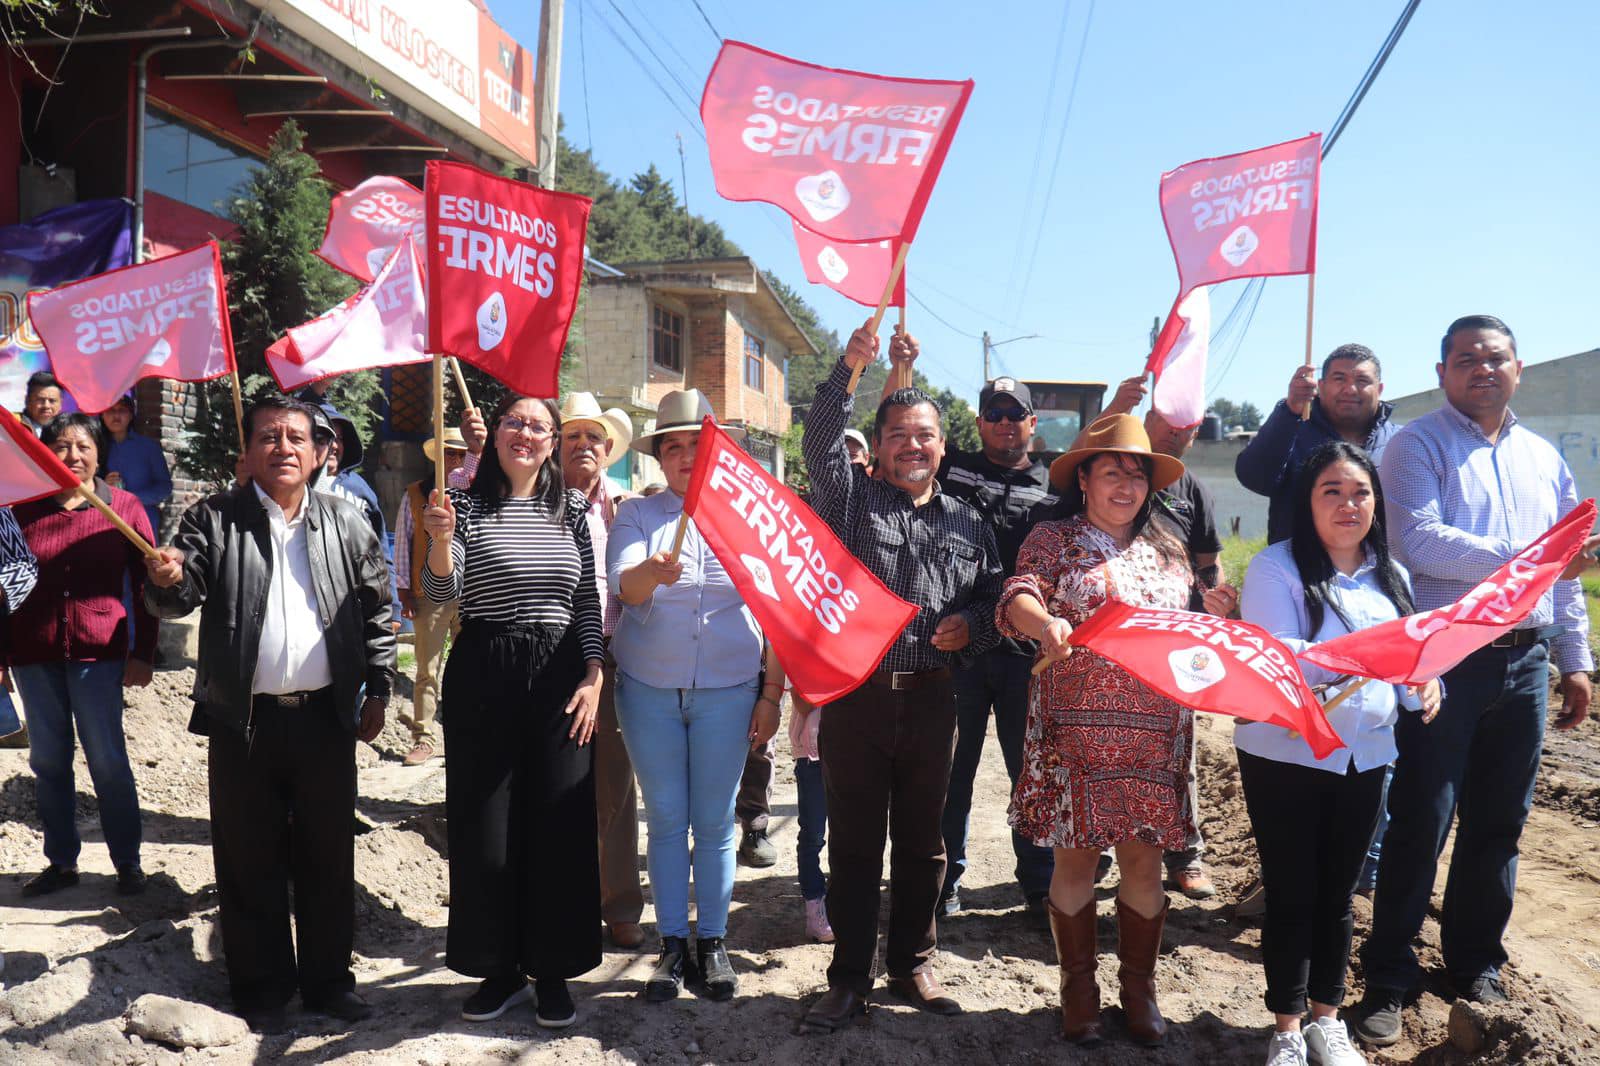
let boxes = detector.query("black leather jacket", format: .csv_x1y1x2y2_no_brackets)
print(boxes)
145,484,395,739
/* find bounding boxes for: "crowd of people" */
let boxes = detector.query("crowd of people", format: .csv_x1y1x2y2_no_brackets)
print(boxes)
2,314,1596,1065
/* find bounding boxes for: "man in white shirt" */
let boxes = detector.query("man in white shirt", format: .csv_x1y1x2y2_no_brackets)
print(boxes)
145,396,394,1033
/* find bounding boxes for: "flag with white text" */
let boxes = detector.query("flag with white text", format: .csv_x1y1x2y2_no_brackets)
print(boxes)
791,221,905,308
682,418,917,704
318,175,425,283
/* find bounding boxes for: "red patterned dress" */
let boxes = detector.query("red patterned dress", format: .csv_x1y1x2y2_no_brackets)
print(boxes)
1000,514,1197,851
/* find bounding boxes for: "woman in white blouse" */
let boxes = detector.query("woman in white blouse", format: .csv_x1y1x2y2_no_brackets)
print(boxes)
1238,441,1441,1066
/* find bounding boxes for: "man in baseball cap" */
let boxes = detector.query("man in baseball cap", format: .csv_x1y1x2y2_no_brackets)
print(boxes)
884,337,1058,922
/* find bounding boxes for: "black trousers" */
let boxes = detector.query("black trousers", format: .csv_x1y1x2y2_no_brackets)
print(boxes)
443,622,601,980
1238,749,1386,1015
818,674,957,995
207,691,355,1011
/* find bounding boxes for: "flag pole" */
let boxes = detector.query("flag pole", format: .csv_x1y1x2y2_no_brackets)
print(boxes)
896,304,909,389
73,483,161,561
846,242,911,395
1299,272,1317,420
1320,675,1370,713
432,352,447,493
449,356,475,412
1031,652,1063,677
229,369,246,453
667,512,689,564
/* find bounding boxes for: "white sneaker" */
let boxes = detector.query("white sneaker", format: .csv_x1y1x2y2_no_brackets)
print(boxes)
1305,1016,1368,1065
1266,1028,1308,1066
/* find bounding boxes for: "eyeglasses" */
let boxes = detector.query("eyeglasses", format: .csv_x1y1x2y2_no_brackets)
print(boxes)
499,416,554,439
981,407,1029,423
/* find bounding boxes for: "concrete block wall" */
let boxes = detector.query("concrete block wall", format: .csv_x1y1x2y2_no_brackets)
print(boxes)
582,284,650,406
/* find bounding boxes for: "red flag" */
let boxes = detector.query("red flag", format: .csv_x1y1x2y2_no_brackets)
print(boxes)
681,418,918,704
267,242,430,392
28,241,236,413
318,176,425,283
1301,499,1598,684
1160,133,1321,297
1069,600,1344,759
0,406,77,505
424,161,591,397
791,221,905,308
701,40,973,243
1143,288,1210,429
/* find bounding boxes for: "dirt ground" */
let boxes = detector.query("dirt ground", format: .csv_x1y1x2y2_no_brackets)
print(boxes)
3,664,1599,1065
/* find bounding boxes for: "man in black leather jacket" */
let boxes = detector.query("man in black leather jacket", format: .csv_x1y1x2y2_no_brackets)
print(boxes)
144,395,394,1032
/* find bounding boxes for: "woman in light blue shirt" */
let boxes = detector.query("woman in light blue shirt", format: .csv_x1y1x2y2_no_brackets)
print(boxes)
1238,441,1441,1066
607,390,784,1006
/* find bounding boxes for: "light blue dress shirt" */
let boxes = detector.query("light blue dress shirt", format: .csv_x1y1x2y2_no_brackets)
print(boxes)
1379,403,1592,675
607,489,763,690
1237,541,1423,774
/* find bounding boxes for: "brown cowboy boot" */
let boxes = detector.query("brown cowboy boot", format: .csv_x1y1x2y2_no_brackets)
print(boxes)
1115,896,1169,1046
1047,899,1104,1044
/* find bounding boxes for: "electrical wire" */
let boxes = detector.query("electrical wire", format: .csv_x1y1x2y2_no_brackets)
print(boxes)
623,0,704,96
1003,3,1075,305
1011,0,1097,319
604,0,703,119
578,0,595,150
689,0,724,42
582,0,706,141
908,289,984,340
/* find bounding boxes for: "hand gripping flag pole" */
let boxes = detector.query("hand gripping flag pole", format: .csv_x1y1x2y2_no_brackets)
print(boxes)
845,243,911,395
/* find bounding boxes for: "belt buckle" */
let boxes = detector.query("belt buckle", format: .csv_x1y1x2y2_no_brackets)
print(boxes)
279,691,309,708
890,671,913,691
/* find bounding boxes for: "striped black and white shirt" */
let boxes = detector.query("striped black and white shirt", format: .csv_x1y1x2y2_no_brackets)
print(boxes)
422,487,604,664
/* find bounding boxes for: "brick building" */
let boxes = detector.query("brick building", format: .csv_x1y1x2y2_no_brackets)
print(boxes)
581,258,815,486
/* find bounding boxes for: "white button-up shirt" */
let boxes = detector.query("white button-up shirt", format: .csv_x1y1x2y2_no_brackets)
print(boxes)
252,485,333,695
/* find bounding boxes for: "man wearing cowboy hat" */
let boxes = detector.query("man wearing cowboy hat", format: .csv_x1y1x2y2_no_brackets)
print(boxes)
556,391,648,950
393,426,472,766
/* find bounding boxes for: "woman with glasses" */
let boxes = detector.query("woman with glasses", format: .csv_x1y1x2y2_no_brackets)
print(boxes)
422,394,604,1028
607,389,785,1004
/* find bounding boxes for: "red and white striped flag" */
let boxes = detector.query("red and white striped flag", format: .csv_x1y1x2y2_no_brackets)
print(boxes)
1144,288,1210,429
0,406,77,505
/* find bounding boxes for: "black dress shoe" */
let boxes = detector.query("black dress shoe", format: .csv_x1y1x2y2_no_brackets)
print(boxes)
304,989,372,1023
22,864,79,898
645,936,696,1002
240,1004,290,1034
801,985,868,1032
695,937,737,1001
115,866,147,896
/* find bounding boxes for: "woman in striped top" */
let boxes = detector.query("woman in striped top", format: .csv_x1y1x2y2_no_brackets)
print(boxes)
423,394,603,1029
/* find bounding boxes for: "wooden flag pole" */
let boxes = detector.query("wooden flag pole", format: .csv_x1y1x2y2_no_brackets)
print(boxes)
1299,272,1317,420
667,511,690,564
449,356,475,412
432,352,447,492
1320,675,1371,714
73,482,161,561
229,369,246,453
1031,651,1065,677
846,242,912,395
896,304,909,389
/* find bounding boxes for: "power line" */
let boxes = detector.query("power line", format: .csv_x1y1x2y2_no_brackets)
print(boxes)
577,0,594,150
1011,0,1097,319
689,0,723,42
1003,3,1075,306
623,0,703,94
582,0,706,141
908,289,984,340
604,0,703,119
907,270,1015,328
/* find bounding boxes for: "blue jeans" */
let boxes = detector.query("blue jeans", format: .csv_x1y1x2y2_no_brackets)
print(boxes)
0,686,20,738
795,757,828,901
614,671,757,940
941,651,1053,899
1362,643,1548,991
15,660,141,870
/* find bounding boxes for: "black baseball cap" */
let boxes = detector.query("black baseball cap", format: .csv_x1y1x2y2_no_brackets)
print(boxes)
979,377,1033,415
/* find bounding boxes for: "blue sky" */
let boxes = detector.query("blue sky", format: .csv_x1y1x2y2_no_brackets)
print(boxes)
491,1,1598,414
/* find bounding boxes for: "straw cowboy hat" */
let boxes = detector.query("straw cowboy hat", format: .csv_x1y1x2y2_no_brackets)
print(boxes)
1049,413,1185,492
422,427,468,463
631,389,746,454
557,392,634,466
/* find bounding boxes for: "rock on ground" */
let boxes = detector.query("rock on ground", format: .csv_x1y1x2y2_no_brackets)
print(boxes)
124,992,249,1049
0,956,93,1029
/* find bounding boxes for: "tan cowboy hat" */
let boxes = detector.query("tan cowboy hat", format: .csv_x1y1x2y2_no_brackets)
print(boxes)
631,389,747,454
1049,413,1185,492
422,427,468,463
557,391,634,466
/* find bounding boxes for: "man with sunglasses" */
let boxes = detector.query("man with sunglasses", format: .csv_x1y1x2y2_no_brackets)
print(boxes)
884,336,1057,919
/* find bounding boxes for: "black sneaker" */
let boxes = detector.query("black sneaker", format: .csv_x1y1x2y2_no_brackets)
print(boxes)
738,828,777,868
461,976,529,1021
21,864,79,898
533,977,576,1028
1352,987,1405,1047
1458,975,1507,1004
695,937,737,1001
115,866,147,896
937,887,961,918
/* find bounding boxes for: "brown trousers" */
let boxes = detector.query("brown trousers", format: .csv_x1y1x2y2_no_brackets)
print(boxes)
818,674,957,995
594,653,643,925
736,739,775,832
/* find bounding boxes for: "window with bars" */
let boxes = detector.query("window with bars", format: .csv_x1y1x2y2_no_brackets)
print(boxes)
652,305,684,372
743,333,765,391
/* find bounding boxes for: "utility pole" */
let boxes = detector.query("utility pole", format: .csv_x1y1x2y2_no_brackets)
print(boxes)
1149,315,1160,351
981,331,991,382
532,0,564,189
676,132,692,258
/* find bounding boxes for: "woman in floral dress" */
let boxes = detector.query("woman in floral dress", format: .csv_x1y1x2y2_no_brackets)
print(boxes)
997,414,1235,1047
